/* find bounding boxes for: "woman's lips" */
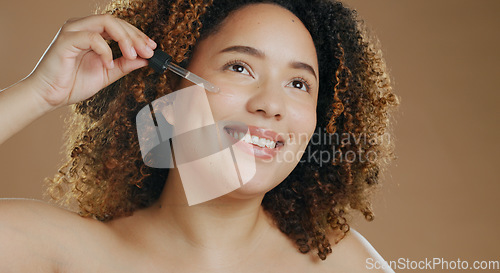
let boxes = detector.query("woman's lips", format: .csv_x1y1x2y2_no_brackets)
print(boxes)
223,128,283,160
224,124,286,143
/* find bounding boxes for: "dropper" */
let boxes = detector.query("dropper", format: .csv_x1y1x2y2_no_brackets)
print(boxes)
148,50,220,93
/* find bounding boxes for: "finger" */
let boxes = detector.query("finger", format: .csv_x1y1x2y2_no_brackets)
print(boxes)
146,37,157,48
62,15,155,59
58,31,114,69
116,19,155,59
117,18,156,46
106,56,148,84
62,15,136,60
113,21,138,60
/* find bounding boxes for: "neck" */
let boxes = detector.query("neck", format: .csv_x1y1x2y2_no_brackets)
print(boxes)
143,168,274,260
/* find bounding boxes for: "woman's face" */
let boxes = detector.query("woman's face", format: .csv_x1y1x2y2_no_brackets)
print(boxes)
180,3,319,199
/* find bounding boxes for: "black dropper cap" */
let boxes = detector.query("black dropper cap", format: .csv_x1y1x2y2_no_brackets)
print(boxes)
148,50,172,74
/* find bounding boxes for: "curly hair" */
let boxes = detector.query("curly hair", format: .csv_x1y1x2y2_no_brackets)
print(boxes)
44,0,399,261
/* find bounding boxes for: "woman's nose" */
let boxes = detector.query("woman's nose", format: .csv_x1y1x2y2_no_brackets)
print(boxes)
245,81,286,120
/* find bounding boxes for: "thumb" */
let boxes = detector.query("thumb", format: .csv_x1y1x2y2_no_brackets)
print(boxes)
106,56,149,84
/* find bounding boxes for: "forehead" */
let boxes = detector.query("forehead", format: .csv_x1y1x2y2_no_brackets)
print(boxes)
196,3,318,70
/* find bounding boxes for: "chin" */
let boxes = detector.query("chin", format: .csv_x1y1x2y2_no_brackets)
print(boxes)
219,148,301,201
224,173,283,200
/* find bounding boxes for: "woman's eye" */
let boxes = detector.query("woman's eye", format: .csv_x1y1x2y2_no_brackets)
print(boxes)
228,64,250,76
287,79,310,92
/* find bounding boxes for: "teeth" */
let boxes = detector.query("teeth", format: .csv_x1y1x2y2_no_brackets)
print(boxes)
243,133,252,143
251,136,260,145
265,139,274,149
257,137,267,148
226,129,277,148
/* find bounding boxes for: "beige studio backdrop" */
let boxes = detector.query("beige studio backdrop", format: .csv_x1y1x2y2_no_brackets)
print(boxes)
1,0,499,271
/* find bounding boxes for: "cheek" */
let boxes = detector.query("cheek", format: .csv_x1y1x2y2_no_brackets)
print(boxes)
288,103,317,147
205,79,253,118
206,90,241,120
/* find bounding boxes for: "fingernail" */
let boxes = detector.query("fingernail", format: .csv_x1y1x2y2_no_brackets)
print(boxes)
130,47,137,58
145,45,154,55
148,38,157,47
109,60,115,69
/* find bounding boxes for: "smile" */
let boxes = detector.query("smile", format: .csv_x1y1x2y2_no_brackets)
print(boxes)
223,125,286,160
224,128,284,149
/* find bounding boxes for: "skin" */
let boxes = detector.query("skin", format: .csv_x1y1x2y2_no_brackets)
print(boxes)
0,14,155,145
0,3,393,273
125,1,319,267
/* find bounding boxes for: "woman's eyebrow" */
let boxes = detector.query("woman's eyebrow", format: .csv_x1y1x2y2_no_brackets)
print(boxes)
219,45,265,58
290,61,317,80
219,45,317,80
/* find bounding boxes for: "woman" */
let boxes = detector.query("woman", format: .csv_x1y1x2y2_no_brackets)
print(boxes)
0,0,398,271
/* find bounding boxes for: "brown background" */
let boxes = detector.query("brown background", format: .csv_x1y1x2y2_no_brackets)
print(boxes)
1,0,499,271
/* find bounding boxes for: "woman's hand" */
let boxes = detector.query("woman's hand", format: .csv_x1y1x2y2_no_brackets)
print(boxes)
27,14,157,109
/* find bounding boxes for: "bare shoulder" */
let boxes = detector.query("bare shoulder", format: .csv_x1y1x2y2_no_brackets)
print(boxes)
319,227,394,273
0,198,111,272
